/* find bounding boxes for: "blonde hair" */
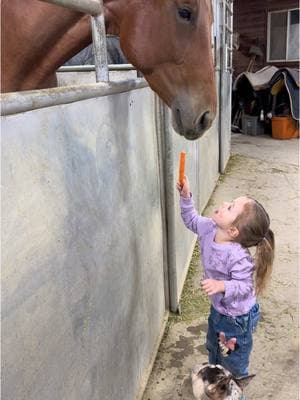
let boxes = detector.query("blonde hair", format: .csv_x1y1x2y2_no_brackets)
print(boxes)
233,198,275,295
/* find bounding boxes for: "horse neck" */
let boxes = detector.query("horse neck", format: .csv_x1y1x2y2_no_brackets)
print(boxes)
1,0,130,92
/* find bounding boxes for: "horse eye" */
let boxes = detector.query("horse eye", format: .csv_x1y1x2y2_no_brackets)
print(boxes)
178,7,192,21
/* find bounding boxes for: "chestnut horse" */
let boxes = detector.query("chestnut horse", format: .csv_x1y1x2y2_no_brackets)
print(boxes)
1,0,217,140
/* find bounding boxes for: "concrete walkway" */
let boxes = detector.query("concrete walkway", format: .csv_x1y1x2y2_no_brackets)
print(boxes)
142,134,299,400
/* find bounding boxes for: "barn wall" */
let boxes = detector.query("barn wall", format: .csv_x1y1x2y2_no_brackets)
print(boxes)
1,79,220,400
2,87,167,400
233,0,299,78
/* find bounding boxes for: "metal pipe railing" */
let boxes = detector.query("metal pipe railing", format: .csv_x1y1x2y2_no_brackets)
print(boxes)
40,0,101,15
0,79,148,116
57,64,135,72
39,0,109,82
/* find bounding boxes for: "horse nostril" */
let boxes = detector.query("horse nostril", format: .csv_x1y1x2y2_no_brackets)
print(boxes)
175,108,184,132
197,111,211,131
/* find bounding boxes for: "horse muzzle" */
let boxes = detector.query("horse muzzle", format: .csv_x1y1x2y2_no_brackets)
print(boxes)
171,105,215,140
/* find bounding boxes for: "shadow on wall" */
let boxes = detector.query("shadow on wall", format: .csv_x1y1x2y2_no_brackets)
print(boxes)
55,101,143,398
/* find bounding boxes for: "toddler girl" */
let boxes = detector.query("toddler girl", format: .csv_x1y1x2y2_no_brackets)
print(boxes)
177,176,275,378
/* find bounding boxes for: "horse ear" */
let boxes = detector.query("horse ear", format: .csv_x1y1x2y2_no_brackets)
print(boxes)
235,374,256,389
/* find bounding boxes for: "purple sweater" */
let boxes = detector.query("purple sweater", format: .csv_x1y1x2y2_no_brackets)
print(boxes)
180,196,256,317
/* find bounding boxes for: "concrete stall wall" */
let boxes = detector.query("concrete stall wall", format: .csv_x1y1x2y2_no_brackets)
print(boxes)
2,86,167,400
1,79,221,400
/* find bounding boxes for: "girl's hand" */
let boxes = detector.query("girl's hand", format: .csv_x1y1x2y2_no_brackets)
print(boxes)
176,175,191,198
201,279,225,296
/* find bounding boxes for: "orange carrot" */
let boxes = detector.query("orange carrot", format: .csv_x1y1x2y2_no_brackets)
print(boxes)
179,151,186,185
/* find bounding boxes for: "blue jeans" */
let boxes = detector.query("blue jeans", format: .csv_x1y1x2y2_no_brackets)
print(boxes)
206,303,260,377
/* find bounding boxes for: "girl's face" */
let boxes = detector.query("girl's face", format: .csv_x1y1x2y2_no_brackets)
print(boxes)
212,196,251,229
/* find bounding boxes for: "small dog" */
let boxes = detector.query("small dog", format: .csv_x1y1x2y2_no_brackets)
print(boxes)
191,363,255,400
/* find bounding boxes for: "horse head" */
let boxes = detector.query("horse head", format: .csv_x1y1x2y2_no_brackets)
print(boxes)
113,0,217,139
2,0,216,139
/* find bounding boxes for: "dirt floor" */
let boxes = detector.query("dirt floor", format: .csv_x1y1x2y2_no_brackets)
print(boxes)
142,134,299,400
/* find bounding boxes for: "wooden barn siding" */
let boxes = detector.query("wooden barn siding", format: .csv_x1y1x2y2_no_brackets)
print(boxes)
233,0,299,77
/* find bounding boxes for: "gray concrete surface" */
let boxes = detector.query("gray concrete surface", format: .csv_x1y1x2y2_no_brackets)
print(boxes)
2,87,166,400
2,82,224,400
142,134,299,400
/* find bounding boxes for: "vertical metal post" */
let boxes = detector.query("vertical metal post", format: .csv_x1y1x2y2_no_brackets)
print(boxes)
40,0,109,82
231,1,233,70
91,8,109,82
163,107,179,313
286,10,290,60
223,0,233,71
218,0,233,173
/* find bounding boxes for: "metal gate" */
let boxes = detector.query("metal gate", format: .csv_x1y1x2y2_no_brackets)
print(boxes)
214,0,233,173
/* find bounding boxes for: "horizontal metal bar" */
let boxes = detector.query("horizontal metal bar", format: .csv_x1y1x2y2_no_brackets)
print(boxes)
0,79,148,116
39,0,101,16
57,64,136,72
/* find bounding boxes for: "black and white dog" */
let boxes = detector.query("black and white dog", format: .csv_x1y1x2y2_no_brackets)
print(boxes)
191,363,255,400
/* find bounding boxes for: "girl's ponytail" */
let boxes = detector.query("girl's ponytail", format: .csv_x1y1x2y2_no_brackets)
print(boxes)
255,228,275,295
233,198,275,295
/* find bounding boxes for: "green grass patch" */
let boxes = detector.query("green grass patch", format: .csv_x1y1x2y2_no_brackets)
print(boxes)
169,243,210,324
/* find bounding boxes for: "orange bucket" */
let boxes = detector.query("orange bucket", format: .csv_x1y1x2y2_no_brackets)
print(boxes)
271,116,299,139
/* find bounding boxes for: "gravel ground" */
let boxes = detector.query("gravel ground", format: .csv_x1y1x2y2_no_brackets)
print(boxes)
142,134,299,400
